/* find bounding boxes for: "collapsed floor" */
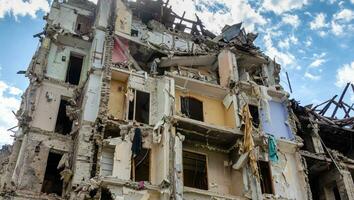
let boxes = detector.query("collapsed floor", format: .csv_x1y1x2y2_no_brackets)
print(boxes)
0,0,353,200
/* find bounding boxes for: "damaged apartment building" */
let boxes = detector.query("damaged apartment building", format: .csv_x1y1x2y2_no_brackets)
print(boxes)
0,0,353,199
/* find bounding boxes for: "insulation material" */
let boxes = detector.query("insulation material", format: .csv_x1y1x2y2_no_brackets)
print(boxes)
260,101,294,140
112,38,129,63
240,104,259,178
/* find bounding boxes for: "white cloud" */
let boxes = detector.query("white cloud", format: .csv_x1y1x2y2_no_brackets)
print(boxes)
319,30,327,37
310,13,328,30
309,59,326,68
304,72,321,80
261,0,308,14
282,14,300,28
0,0,50,19
336,61,354,87
168,0,266,33
278,39,290,49
331,20,344,35
263,33,295,68
0,81,22,146
330,9,354,36
334,9,354,22
305,37,312,47
277,35,298,49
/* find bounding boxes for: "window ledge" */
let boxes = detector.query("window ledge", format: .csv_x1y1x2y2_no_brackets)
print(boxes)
101,177,161,192
184,187,247,200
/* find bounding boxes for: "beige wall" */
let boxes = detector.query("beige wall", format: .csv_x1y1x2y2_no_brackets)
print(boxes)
175,90,235,128
108,79,127,120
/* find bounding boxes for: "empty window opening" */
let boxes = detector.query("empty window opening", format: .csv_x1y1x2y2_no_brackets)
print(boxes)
333,185,341,200
55,99,73,135
101,188,114,200
66,54,83,85
180,97,204,121
128,90,150,124
131,148,150,182
75,14,92,34
41,152,63,196
258,160,274,194
249,105,260,128
183,151,208,190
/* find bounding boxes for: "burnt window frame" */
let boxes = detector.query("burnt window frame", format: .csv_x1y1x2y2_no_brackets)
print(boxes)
131,148,151,182
180,96,204,122
258,160,275,195
249,104,260,128
54,97,73,135
182,150,209,190
127,89,151,124
41,150,64,196
65,52,84,86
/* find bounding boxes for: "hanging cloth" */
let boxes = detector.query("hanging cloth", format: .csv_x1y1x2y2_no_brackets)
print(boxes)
268,134,279,163
241,104,259,178
131,128,142,157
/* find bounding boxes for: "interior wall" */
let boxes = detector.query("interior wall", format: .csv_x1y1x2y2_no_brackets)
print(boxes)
108,79,127,120
183,144,243,196
175,90,235,128
46,42,89,84
115,0,132,35
270,152,307,200
16,132,72,193
31,82,74,132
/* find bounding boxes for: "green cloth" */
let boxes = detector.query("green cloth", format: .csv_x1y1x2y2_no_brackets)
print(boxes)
268,135,279,163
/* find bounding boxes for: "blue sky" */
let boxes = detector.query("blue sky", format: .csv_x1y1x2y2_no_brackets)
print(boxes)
0,0,353,146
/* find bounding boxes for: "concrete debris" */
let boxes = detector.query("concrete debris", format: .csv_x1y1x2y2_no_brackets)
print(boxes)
1,0,353,200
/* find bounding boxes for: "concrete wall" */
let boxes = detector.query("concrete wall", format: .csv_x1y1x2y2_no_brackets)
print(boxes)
48,2,92,34
270,151,308,200
175,90,236,129
108,79,127,120
31,81,74,132
12,132,72,193
46,42,89,84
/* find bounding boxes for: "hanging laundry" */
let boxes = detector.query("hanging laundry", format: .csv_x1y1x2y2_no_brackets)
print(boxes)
131,128,142,157
240,104,259,178
268,134,279,163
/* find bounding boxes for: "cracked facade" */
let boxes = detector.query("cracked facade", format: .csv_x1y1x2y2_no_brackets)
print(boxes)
0,0,354,199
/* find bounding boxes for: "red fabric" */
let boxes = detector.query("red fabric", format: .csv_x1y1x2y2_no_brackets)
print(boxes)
112,37,129,63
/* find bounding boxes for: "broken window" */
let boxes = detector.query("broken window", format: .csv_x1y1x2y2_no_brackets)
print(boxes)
41,151,63,196
183,151,208,190
75,14,92,35
100,147,114,176
258,160,274,194
180,97,204,121
128,90,150,124
55,98,73,135
66,54,83,85
332,185,341,200
249,105,260,128
131,148,150,182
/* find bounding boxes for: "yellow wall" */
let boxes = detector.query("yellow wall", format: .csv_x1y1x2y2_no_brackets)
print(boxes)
175,90,235,128
108,80,127,119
